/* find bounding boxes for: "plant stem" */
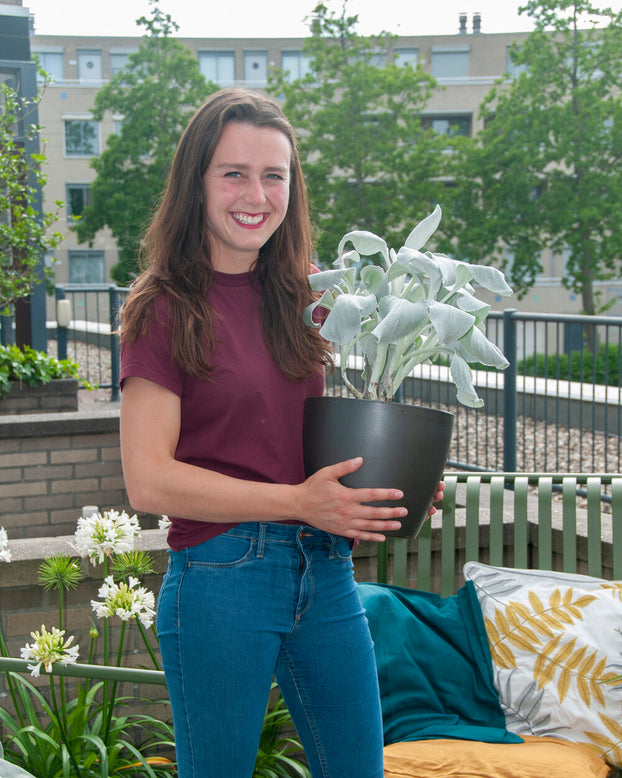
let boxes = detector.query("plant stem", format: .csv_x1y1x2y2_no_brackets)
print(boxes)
139,622,162,671
104,619,126,745
49,674,83,778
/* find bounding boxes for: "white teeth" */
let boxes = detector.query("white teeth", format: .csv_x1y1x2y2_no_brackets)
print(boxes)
233,212,264,225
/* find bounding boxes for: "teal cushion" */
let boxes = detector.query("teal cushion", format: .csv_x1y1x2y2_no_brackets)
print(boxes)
358,581,523,747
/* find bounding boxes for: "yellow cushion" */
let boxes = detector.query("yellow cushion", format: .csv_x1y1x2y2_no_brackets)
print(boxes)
383,735,612,778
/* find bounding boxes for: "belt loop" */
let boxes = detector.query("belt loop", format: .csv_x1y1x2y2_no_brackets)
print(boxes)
256,522,266,559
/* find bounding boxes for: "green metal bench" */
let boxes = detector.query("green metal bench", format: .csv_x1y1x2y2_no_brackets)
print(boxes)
378,472,622,594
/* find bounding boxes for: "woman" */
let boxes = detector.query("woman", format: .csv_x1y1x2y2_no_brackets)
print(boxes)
119,87,442,778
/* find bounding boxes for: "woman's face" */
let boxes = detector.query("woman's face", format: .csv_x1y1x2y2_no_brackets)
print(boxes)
203,121,292,273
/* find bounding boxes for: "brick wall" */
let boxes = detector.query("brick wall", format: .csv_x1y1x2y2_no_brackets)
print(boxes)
0,406,159,538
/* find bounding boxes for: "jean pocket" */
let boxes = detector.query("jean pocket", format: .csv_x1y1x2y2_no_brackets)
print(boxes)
187,532,255,568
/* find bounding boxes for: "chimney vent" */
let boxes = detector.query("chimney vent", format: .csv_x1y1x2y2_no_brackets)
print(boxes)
459,13,467,34
473,13,482,34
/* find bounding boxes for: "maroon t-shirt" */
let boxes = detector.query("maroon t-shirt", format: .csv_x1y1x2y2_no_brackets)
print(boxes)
120,268,325,550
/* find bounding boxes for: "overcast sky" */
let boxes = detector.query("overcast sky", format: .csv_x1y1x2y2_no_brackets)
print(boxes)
23,0,622,39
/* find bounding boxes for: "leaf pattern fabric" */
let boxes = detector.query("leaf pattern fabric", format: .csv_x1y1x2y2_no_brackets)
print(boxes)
464,562,622,768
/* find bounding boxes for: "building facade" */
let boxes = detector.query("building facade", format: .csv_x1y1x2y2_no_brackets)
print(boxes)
19,5,622,317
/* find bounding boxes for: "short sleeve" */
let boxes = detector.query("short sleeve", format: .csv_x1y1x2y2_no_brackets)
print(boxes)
120,296,185,397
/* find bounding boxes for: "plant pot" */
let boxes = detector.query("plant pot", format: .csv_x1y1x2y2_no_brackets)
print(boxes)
303,397,454,539
0,378,79,415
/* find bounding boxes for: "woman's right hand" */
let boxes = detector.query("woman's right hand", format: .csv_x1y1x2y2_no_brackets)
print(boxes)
294,457,405,542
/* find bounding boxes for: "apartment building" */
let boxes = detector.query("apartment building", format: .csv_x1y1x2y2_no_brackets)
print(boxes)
20,8,622,316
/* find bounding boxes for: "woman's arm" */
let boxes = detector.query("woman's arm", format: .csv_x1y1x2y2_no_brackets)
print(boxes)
120,376,409,542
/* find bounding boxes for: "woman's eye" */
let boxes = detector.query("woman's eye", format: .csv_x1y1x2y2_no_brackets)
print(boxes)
224,171,241,178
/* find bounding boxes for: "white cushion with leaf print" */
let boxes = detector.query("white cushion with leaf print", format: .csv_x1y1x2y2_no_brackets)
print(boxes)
463,562,622,768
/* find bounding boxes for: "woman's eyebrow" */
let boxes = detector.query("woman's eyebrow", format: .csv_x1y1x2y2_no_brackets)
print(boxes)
212,161,289,174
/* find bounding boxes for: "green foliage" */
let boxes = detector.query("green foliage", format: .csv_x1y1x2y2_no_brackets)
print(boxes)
0,677,176,778
0,80,62,314
0,515,309,777
518,342,622,386
75,2,215,285
269,2,454,264
253,684,311,777
305,205,511,404
0,345,81,395
450,0,622,316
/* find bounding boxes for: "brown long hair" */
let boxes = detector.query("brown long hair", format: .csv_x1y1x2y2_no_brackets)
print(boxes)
120,87,330,380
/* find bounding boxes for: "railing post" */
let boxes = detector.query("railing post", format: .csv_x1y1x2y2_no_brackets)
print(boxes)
109,286,121,402
0,314,14,346
55,286,68,361
503,309,517,473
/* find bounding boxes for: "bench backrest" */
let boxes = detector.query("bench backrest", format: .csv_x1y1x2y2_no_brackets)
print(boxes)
378,473,622,595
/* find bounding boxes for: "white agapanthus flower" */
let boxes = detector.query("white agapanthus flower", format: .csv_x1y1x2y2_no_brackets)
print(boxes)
20,625,80,678
158,515,171,530
0,527,12,563
91,575,156,629
74,509,141,564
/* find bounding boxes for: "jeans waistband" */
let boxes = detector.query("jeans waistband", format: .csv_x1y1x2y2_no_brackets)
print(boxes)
223,522,347,558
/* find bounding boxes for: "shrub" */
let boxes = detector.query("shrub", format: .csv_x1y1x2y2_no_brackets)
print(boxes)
518,343,622,387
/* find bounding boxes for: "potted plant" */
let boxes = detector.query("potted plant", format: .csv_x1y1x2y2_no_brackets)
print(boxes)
303,204,512,537
0,344,85,414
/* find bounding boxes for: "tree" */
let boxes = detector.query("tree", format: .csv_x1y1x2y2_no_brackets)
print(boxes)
450,0,622,316
269,3,454,264
0,80,61,316
75,3,214,285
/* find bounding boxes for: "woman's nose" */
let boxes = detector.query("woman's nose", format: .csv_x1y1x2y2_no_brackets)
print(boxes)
243,176,265,204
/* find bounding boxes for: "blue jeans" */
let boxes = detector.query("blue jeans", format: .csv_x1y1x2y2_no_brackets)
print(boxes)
156,522,384,778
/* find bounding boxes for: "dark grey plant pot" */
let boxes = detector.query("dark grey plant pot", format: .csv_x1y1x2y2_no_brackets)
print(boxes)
303,397,454,539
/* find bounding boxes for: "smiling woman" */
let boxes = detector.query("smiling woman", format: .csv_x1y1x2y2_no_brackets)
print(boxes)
113,87,433,778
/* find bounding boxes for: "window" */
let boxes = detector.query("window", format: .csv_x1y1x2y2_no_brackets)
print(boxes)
110,52,131,76
281,51,311,82
34,51,63,81
394,48,418,68
506,45,528,78
77,50,102,82
198,51,235,86
368,51,386,68
66,184,92,220
423,114,472,138
68,251,105,284
244,51,268,85
431,47,469,78
64,119,99,156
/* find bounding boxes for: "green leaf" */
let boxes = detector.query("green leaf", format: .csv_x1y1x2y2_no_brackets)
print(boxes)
319,295,366,344
428,301,475,343
308,268,350,291
373,298,427,343
456,327,509,368
450,354,484,408
337,230,389,264
404,204,442,250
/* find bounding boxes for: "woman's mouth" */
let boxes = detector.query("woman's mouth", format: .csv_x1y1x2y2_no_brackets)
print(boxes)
232,212,267,226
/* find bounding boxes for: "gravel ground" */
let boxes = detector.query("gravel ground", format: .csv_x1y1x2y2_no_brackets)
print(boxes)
55,340,622,479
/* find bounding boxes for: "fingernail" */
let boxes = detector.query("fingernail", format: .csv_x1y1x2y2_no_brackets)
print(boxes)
399,508,407,516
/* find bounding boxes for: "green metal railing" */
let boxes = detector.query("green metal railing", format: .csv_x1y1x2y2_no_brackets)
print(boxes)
0,657,165,684
378,472,622,595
